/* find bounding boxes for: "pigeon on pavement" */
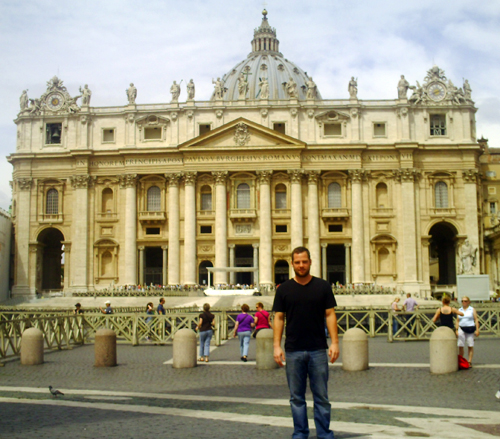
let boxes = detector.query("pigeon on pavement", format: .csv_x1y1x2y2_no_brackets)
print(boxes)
49,386,64,397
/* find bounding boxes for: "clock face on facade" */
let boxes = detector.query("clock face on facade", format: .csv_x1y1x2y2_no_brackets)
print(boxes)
427,82,446,101
46,92,64,111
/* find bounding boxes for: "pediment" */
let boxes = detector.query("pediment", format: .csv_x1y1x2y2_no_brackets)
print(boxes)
178,117,305,150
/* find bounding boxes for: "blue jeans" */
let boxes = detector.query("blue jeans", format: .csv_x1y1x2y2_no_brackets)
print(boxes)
392,314,399,336
199,329,213,357
237,331,251,357
285,350,334,439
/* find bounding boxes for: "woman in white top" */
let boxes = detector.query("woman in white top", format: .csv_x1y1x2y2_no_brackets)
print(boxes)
456,296,480,366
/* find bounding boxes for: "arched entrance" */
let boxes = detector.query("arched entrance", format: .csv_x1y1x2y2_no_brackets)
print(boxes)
274,260,289,286
199,260,213,286
37,228,64,291
429,222,458,285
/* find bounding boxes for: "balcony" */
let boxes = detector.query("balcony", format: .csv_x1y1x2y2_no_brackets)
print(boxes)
138,210,166,224
370,207,394,218
229,208,257,222
429,207,456,217
321,208,350,219
272,208,291,218
40,213,63,223
96,212,118,223
197,210,215,219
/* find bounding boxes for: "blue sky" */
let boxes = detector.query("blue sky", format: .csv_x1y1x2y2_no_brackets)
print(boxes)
0,0,499,211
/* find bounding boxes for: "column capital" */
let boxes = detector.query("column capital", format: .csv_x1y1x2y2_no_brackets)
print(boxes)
212,170,228,185
306,170,321,184
393,168,420,182
348,169,367,182
252,243,259,249
165,172,184,187
184,171,197,185
256,170,273,184
15,177,32,191
119,174,138,188
228,244,236,249
288,169,304,183
70,174,96,189
161,245,168,250
462,168,480,183
138,246,145,251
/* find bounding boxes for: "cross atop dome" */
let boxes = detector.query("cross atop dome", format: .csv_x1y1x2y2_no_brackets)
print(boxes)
251,9,281,55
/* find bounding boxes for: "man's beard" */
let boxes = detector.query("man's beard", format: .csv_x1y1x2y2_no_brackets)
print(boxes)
294,267,310,278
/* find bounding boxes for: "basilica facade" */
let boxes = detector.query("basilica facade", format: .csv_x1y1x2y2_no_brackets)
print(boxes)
9,11,488,297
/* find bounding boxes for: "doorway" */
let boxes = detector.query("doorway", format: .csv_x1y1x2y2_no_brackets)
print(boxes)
145,247,162,285
429,222,457,285
326,244,346,285
37,228,64,291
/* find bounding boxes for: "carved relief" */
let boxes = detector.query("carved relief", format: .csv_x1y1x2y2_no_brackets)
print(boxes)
212,171,228,185
165,173,183,187
462,169,480,183
234,123,250,146
256,170,273,184
306,170,321,184
184,171,197,185
135,114,170,130
348,169,366,182
16,178,33,191
70,175,95,189
288,169,304,183
118,174,138,188
393,168,420,182
235,224,252,235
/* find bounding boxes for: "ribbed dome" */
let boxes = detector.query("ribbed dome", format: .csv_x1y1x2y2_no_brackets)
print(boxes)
219,10,322,101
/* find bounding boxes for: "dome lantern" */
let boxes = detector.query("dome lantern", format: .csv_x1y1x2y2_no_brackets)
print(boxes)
250,9,281,56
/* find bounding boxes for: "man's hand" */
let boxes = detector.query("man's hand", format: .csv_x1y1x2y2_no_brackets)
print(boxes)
328,342,340,363
274,346,285,367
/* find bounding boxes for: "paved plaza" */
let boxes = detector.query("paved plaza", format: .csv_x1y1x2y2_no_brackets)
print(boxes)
1,337,499,438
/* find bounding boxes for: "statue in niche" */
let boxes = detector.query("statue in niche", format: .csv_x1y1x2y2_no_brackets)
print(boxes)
79,84,92,105
397,75,409,99
237,73,248,98
186,79,195,100
259,77,269,99
20,90,29,111
126,83,137,104
348,77,358,99
458,239,477,274
170,80,181,102
463,79,472,100
284,77,298,98
305,77,317,99
212,77,226,100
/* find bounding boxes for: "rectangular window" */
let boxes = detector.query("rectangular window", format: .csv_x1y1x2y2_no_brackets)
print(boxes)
490,202,496,214
200,225,212,234
430,115,446,136
373,123,386,137
275,225,287,233
146,227,160,235
46,123,62,144
275,192,287,209
144,127,162,140
201,193,212,211
102,128,115,143
273,123,286,134
324,123,342,137
328,224,343,233
199,124,211,136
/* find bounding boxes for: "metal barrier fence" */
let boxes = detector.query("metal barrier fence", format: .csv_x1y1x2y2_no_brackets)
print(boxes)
1,307,499,360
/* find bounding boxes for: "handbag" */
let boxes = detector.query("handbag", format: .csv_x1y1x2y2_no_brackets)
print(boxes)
461,326,476,334
458,355,470,370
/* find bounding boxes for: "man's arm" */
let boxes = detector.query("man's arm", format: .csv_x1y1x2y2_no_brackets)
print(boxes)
273,312,285,367
325,307,339,363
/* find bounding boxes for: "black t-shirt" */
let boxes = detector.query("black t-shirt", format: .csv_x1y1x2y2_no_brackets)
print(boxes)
199,311,214,332
272,276,337,352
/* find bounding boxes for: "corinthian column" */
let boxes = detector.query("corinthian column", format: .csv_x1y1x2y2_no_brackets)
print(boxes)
13,178,32,296
166,173,183,285
395,168,419,282
462,169,481,274
307,171,321,277
257,171,273,286
349,170,365,283
70,174,94,292
213,171,228,284
183,172,197,284
289,170,304,251
119,174,138,285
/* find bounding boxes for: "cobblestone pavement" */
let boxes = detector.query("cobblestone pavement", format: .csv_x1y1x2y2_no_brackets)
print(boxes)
1,337,499,438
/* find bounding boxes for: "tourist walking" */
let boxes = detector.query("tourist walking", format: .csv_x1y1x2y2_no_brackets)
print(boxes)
157,297,166,315
402,293,418,335
273,246,339,439
391,297,401,336
253,302,272,338
432,295,463,330
456,296,479,366
197,303,215,362
100,301,113,314
234,304,254,362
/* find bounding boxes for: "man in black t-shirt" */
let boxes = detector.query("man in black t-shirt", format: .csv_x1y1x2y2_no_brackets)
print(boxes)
273,246,339,439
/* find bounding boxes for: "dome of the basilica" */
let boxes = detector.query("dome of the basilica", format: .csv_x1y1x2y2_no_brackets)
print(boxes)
219,10,322,101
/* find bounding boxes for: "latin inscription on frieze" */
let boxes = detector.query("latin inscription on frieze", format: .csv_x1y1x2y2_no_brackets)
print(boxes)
88,158,183,167
303,154,360,162
364,154,398,161
184,154,300,163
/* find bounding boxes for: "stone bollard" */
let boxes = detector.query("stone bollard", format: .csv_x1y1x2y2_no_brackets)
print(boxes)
430,327,458,374
95,328,117,367
342,328,369,371
21,328,44,365
173,328,197,369
256,329,278,370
